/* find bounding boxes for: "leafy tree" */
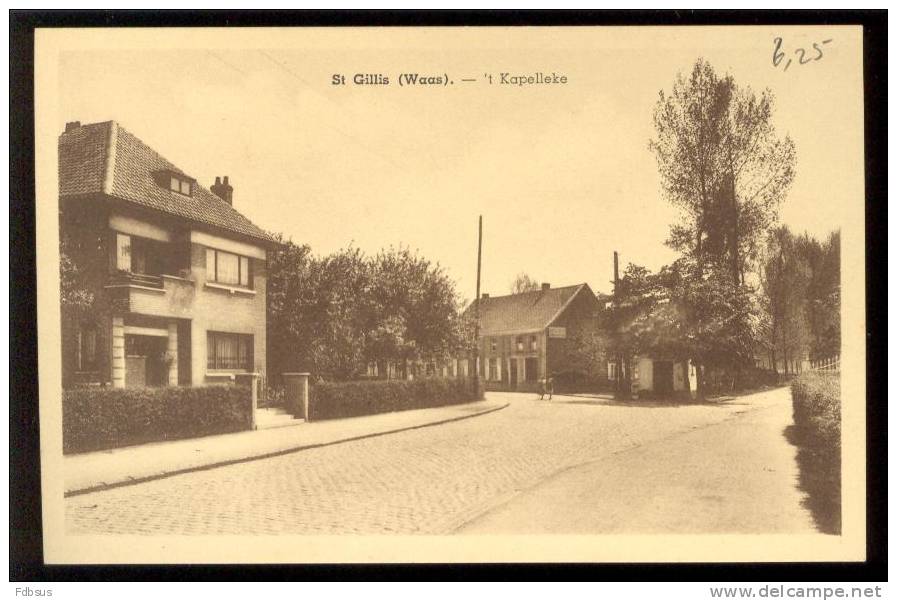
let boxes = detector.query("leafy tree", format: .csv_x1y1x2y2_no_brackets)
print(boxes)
659,259,763,394
603,259,763,398
60,235,94,315
650,58,796,282
312,247,372,379
510,272,540,294
267,240,467,382
564,330,607,381
643,58,794,394
797,230,840,359
366,247,465,377
600,263,663,398
266,234,318,377
759,226,840,371
760,226,810,374
59,213,107,388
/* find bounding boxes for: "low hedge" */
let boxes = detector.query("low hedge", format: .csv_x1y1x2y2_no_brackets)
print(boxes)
63,385,252,454
309,377,484,421
736,366,781,391
792,371,841,447
551,370,612,394
790,371,841,533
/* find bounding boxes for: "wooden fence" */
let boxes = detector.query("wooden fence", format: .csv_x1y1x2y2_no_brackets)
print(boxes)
809,355,840,373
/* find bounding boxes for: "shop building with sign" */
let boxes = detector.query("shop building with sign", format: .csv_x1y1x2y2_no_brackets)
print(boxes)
464,283,603,392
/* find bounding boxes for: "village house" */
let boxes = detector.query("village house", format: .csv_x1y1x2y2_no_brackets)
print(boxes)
465,283,604,392
59,120,279,389
608,356,697,398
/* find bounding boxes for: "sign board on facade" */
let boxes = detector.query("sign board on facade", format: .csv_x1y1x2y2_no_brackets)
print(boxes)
548,326,566,339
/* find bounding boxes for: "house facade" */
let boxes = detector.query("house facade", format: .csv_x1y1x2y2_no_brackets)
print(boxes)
624,356,696,398
59,120,278,389
466,283,603,392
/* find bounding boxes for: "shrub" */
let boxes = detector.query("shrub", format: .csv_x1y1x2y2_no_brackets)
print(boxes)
309,377,483,421
790,371,841,533
736,366,780,391
792,371,841,447
551,370,612,394
63,385,252,454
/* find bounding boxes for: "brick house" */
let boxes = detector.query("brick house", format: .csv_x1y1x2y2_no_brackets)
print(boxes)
59,120,278,389
465,283,604,392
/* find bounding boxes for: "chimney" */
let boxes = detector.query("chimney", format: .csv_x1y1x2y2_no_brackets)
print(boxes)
210,175,233,205
481,293,489,299
542,282,551,290
64,121,81,133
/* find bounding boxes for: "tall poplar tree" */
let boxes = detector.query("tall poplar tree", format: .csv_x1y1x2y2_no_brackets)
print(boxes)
650,58,796,280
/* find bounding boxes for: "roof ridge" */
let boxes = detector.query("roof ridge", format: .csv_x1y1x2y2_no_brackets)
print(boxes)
102,121,118,195
115,123,187,176
479,282,586,301
543,283,588,328
114,124,247,216
60,119,277,245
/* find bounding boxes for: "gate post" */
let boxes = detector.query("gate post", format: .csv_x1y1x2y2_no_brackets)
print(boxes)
235,372,259,430
283,372,311,420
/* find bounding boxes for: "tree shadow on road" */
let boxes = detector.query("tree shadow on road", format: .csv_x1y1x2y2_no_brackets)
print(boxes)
549,396,752,409
784,424,842,534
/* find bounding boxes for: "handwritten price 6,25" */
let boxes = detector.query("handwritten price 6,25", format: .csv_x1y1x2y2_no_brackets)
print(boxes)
772,37,833,72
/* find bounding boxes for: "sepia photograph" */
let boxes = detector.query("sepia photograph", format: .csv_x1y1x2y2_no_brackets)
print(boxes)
26,21,873,566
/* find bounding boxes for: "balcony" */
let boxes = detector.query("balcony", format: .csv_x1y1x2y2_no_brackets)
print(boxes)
107,271,164,290
105,270,196,318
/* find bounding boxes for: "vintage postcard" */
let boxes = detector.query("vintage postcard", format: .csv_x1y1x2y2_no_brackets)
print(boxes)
34,24,866,564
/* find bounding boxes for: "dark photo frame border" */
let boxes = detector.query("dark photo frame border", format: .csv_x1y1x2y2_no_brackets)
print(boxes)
9,9,887,582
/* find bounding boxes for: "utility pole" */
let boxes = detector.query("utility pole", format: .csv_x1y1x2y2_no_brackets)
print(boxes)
613,250,622,398
473,215,483,395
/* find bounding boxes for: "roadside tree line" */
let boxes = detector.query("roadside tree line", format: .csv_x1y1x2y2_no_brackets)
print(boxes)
600,59,839,398
266,236,472,382
263,59,840,398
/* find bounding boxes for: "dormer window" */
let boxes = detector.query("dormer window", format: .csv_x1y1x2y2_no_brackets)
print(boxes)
169,175,192,196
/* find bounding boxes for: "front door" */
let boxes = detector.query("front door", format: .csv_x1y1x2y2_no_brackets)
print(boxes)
124,334,167,387
524,357,539,385
654,361,674,396
508,359,518,391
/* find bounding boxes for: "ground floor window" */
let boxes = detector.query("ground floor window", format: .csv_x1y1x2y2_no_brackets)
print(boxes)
207,331,253,370
524,357,538,382
77,325,98,371
608,361,618,380
488,357,500,381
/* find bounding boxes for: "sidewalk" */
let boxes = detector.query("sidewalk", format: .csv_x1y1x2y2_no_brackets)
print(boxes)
64,398,508,496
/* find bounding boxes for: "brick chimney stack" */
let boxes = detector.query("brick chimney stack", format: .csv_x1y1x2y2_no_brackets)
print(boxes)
210,176,233,205
64,121,81,133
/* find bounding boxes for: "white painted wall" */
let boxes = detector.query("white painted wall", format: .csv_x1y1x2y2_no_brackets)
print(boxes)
636,356,653,391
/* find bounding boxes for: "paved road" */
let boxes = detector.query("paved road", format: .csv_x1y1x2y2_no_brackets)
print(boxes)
458,389,817,534
66,388,815,535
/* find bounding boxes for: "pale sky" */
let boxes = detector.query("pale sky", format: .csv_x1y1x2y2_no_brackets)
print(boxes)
54,26,863,302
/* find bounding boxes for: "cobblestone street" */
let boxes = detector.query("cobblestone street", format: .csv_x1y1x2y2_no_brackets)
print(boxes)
66,389,790,535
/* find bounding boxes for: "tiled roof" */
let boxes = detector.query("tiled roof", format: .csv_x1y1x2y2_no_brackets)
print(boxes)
58,121,276,245
466,284,595,335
